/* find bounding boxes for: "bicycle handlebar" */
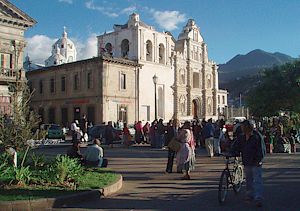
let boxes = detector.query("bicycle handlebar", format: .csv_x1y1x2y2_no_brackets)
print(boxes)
218,152,240,159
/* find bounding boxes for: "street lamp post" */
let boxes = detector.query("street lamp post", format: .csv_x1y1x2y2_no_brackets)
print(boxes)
152,74,158,120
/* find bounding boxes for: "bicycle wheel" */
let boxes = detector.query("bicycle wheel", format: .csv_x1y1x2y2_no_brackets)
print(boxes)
218,170,229,204
233,165,243,193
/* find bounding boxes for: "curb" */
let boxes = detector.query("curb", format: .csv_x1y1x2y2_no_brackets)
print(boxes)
0,174,122,211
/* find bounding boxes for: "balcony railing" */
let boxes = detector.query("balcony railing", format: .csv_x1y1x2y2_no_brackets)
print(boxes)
0,68,17,82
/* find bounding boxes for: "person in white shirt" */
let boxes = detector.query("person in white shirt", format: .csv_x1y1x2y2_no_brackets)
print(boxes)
85,138,104,167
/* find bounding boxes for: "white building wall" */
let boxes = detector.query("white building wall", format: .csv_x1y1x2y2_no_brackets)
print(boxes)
138,62,174,122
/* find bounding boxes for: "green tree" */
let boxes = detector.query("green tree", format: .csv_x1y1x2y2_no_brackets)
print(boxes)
0,82,43,152
246,60,300,117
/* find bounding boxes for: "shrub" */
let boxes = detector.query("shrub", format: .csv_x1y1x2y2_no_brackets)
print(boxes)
14,166,32,186
30,153,45,169
53,155,83,186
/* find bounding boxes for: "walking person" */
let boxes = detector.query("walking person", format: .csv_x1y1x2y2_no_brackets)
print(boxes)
202,118,215,157
232,120,265,207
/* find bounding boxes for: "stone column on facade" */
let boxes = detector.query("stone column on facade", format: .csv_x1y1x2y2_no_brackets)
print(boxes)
212,64,218,117
186,38,192,116
153,33,156,63
139,29,144,61
201,63,206,118
173,55,178,119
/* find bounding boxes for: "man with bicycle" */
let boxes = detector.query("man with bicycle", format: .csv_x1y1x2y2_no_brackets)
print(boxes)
232,120,265,207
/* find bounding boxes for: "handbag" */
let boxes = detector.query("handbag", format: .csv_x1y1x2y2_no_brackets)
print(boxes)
168,138,181,152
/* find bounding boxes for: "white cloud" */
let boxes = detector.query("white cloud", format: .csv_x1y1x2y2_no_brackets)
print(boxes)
73,33,98,60
151,10,186,31
121,6,136,15
85,0,118,17
58,0,73,4
25,35,56,65
25,33,98,64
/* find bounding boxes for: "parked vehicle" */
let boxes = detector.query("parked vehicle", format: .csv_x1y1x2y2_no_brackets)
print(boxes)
40,124,64,139
88,124,122,144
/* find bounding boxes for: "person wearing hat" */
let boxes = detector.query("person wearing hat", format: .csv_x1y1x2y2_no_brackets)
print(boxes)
232,120,265,207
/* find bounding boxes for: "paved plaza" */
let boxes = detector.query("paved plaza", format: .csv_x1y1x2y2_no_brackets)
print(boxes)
36,144,300,211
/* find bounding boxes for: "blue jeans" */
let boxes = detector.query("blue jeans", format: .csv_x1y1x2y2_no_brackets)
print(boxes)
244,166,264,201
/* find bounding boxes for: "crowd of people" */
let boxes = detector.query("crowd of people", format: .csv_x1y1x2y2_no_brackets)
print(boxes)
63,114,300,208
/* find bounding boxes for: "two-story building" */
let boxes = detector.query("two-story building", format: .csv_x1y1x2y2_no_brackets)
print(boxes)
0,0,36,114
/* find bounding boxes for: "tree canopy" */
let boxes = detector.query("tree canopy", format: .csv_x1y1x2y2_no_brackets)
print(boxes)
246,60,300,117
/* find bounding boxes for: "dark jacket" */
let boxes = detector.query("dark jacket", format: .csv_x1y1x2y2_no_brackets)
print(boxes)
233,131,263,166
202,123,214,139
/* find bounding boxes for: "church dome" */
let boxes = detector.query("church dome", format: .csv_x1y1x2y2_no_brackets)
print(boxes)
45,27,77,67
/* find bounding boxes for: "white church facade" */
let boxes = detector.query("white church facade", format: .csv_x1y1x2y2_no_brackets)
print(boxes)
98,13,227,121
27,13,228,125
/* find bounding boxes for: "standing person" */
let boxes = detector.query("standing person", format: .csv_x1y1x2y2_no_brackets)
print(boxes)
149,120,158,148
202,118,215,157
143,122,150,144
157,119,166,148
176,121,195,180
80,114,88,142
105,121,115,148
70,120,80,143
135,121,144,144
213,121,222,155
165,119,178,173
122,123,131,148
85,138,104,167
232,120,265,207
193,120,202,148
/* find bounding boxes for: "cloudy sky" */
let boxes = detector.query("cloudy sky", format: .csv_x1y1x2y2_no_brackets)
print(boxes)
11,0,300,65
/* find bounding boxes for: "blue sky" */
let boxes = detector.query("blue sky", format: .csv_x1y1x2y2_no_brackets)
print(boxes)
11,0,300,65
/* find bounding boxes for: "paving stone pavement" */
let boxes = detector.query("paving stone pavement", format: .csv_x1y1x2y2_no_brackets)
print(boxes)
35,144,300,211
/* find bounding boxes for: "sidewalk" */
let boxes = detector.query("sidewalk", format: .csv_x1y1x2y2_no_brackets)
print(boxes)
46,145,300,210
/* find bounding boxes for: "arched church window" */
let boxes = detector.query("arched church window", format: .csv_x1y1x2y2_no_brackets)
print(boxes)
159,44,165,64
61,44,64,48
157,86,164,118
121,39,129,58
146,40,152,61
105,43,113,55
68,56,73,62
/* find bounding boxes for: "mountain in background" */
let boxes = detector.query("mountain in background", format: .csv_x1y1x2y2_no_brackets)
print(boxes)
218,49,296,83
218,49,297,106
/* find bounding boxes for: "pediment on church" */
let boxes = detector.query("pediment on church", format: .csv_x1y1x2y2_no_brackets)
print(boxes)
0,0,36,28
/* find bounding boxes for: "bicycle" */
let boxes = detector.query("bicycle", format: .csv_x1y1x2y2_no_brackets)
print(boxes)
218,153,244,205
